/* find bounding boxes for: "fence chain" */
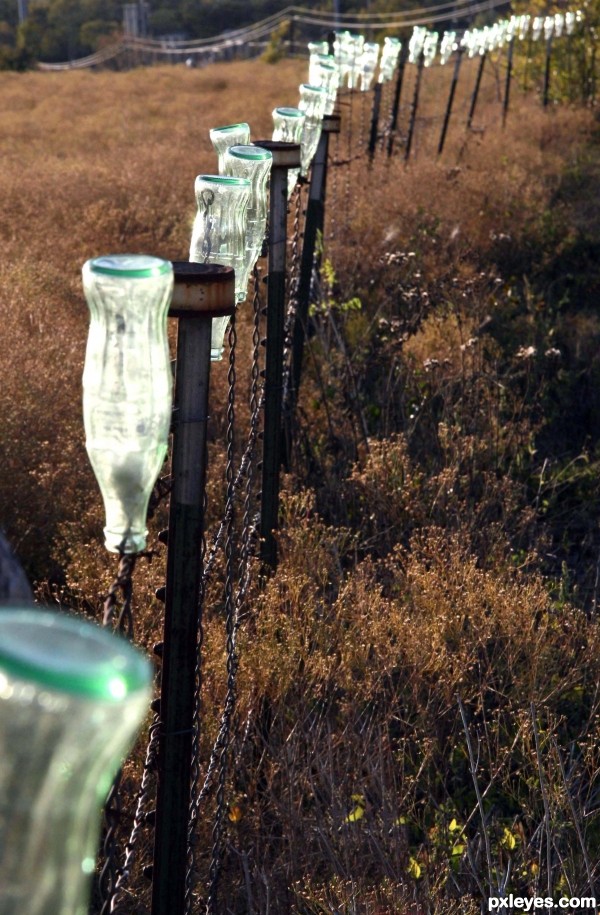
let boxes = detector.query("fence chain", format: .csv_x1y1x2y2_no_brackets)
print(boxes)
146,474,173,521
102,553,137,637
110,713,161,914
344,89,354,226
185,483,208,915
329,130,339,241
98,551,138,915
206,316,239,914
282,183,303,406
185,270,264,911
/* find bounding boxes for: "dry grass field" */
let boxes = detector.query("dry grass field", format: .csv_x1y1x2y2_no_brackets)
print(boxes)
2,52,600,913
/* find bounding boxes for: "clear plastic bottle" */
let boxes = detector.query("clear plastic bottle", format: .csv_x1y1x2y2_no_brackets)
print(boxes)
0,606,151,915
209,122,251,173
223,145,272,283
189,174,251,360
82,255,173,554
272,106,306,197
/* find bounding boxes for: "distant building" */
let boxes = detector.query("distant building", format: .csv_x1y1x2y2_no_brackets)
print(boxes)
123,2,150,38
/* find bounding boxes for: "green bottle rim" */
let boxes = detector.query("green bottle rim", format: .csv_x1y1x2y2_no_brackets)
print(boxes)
274,107,305,118
300,83,328,94
227,145,273,161
87,254,172,279
0,608,151,702
196,174,251,187
210,122,250,134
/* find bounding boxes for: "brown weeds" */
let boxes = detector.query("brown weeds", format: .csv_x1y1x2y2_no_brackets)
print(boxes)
1,56,600,913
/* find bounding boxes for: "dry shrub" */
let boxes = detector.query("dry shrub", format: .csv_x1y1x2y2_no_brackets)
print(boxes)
208,493,600,911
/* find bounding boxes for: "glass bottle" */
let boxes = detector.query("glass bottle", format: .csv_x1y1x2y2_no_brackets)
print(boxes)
357,42,380,91
223,145,272,283
82,255,173,554
423,31,439,67
209,122,251,173
0,606,151,915
310,58,339,114
379,37,401,83
272,106,306,198
298,84,328,177
189,174,251,360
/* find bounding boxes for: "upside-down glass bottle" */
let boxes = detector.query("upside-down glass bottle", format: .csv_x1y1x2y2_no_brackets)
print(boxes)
378,37,401,82
0,606,151,915
189,174,251,360
209,122,251,173
223,145,272,282
298,83,328,176
272,106,306,197
312,59,339,114
82,254,173,554
355,41,379,92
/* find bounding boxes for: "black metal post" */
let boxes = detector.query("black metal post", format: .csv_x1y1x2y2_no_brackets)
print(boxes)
327,29,335,57
286,114,341,446
523,33,532,92
502,38,515,127
467,51,486,129
387,43,408,157
438,48,464,155
368,81,383,162
405,50,425,163
251,141,301,570
590,40,597,105
543,36,553,107
151,263,235,915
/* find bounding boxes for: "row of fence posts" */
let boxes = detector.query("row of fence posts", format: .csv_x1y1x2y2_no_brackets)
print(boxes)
97,30,593,913
0,25,596,915
138,115,340,915
364,23,596,167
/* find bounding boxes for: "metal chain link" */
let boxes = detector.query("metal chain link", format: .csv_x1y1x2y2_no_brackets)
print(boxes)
359,88,367,150
102,553,137,637
185,482,209,915
98,551,138,915
185,273,264,910
345,89,353,227
282,183,303,406
146,474,173,522
206,315,238,915
329,131,339,242
110,713,161,915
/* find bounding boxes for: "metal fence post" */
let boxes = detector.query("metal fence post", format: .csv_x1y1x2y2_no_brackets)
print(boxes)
405,49,425,162
368,81,383,162
151,262,235,915
467,51,487,130
285,113,341,444
387,43,408,157
251,141,302,569
543,35,553,107
438,47,464,155
503,38,515,126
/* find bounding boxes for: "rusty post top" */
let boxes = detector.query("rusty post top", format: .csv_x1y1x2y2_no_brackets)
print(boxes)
321,113,341,134
252,140,301,169
168,261,236,319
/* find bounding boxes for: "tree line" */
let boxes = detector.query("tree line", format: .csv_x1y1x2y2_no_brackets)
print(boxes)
0,0,438,69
